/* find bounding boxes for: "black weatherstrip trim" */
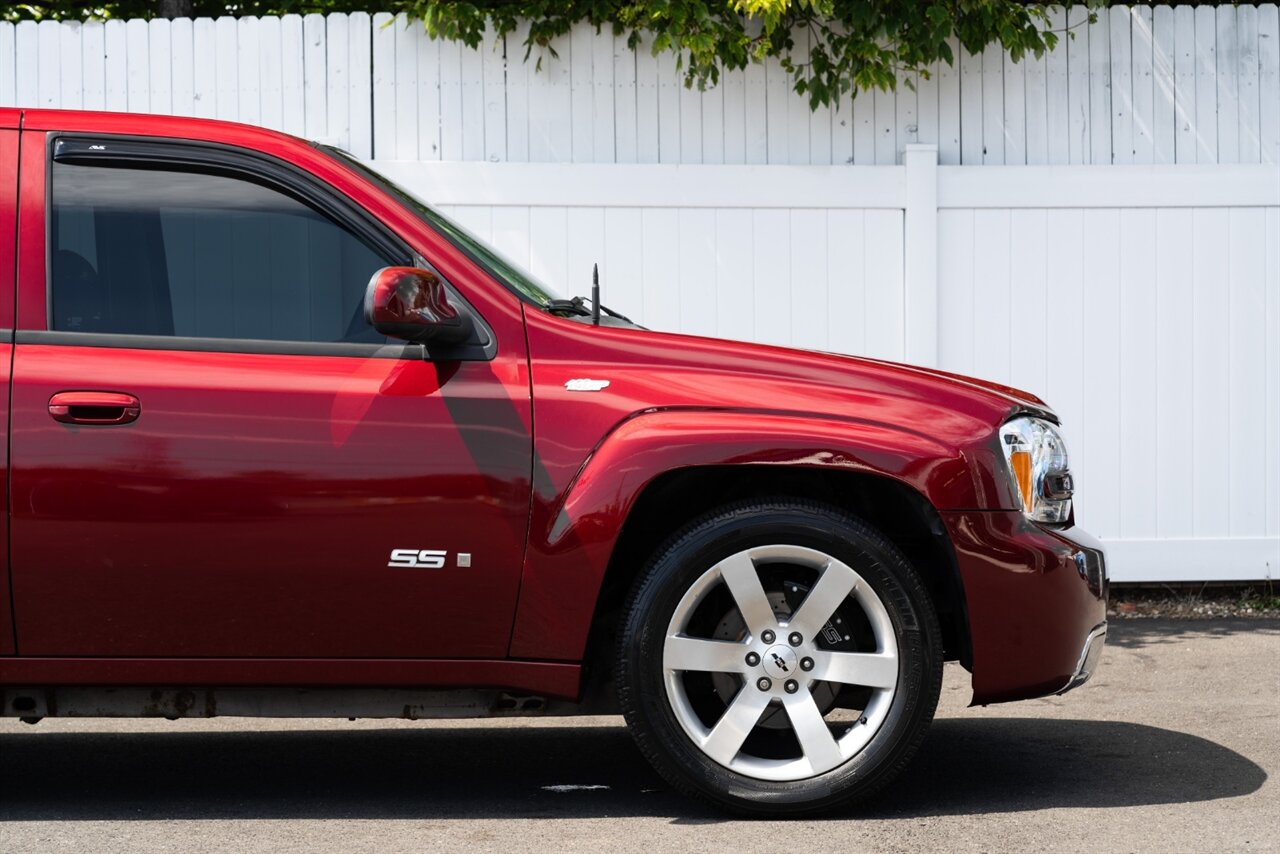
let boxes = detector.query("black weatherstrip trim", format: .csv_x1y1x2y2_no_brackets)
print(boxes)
51,135,410,264
16,330,430,360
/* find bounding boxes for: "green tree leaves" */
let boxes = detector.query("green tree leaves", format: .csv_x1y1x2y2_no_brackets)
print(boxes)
404,1,1099,110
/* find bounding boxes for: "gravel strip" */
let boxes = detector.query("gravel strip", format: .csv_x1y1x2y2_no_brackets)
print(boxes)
1108,584,1280,619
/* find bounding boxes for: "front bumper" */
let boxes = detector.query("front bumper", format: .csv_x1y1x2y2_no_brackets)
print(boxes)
942,511,1108,705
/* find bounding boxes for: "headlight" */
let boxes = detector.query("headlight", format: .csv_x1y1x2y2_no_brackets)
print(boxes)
998,416,1073,524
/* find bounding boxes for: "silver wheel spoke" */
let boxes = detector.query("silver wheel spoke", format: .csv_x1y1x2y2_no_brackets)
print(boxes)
718,551,775,637
664,635,746,673
700,688,772,766
787,560,857,639
782,691,843,773
810,649,898,690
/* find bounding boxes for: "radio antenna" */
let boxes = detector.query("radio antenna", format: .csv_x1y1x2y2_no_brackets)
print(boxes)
591,263,601,326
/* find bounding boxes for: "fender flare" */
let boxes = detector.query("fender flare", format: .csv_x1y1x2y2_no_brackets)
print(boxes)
508,407,976,662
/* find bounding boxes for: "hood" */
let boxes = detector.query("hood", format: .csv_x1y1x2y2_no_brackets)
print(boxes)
829,353,1053,419
557,309,1049,418
686,335,1054,435
527,311,1052,452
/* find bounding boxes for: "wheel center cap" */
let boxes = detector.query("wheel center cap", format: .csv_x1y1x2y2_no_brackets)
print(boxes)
762,645,798,679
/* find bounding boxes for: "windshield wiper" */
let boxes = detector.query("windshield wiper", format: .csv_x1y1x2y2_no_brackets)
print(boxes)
545,296,593,317
545,296,635,325
543,264,635,325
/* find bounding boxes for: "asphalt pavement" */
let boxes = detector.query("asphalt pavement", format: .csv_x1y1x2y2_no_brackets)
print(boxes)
0,618,1276,852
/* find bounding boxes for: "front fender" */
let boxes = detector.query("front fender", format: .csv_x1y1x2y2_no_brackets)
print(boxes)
507,407,984,661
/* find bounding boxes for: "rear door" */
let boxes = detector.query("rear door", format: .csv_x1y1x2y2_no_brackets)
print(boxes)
0,121,18,656
8,131,533,659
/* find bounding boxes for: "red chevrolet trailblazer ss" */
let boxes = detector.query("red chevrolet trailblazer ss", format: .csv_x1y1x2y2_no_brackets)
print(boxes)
0,109,1106,815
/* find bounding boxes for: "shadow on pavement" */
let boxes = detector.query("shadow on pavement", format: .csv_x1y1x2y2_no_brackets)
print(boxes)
1105,617,1280,651
0,715,1265,821
864,717,1266,819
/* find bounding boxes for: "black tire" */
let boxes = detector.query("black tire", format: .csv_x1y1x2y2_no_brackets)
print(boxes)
615,498,943,816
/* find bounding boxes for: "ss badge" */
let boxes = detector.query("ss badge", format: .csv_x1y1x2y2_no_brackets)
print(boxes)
387,548,448,569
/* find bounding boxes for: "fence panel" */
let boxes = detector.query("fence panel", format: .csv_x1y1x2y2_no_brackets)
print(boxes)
935,166,1279,582
385,162,909,356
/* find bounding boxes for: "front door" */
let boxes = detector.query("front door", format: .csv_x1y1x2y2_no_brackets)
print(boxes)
8,132,532,659
0,125,17,656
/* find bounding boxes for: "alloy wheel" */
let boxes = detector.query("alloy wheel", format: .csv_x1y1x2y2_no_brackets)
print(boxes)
661,544,899,781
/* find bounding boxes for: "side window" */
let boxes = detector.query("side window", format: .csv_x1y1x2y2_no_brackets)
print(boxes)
50,160,395,345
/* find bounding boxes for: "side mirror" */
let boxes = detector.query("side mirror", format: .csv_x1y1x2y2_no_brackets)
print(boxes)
364,266,473,345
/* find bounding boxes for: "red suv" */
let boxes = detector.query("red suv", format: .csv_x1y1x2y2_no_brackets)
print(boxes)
0,109,1106,815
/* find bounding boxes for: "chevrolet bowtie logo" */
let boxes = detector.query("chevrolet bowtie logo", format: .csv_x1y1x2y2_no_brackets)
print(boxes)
770,652,790,672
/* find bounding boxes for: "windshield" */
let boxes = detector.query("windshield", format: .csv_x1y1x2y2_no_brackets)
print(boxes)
320,146,562,307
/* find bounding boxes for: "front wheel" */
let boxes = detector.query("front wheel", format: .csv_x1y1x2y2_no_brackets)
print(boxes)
616,499,943,816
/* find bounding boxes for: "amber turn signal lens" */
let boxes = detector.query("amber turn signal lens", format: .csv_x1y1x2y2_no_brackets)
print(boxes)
1010,449,1034,512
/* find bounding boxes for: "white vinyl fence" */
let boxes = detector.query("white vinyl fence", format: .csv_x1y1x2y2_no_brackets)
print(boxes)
2,7,1278,582
2,6,1278,166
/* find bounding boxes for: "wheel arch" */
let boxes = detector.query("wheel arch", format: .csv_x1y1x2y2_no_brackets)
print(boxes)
571,466,972,711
